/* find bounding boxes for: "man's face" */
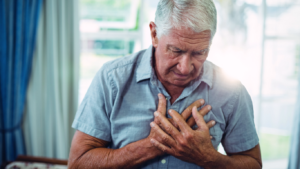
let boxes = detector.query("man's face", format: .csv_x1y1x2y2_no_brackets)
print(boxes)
150,23,211,89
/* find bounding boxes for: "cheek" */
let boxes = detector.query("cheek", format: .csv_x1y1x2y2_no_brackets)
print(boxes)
193,61,205,73
158,55,177,71
194,55,207,68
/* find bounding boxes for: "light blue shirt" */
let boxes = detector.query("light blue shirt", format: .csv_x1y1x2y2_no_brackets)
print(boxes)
72,46,259,169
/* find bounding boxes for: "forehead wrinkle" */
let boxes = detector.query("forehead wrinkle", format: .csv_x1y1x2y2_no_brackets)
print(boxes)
171,32,211,46
168,41,209,53
172,29,211,39
177,36,210,48
165,30,210,51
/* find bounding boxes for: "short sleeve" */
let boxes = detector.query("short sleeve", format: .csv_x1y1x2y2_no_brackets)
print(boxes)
221,83,259,153
72,65,115,141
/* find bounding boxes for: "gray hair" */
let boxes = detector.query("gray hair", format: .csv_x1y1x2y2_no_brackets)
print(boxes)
154,0,217,39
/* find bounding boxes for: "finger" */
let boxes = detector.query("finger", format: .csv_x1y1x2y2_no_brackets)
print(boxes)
168,109,180,128
154,111,181,139
187,113,215,129
199,105,211,117
150,138,173,154
192,106,209,130
186,117,196,127
206,120,216,129
181,99,205,120
168,118,179,129
157,93,167,116
150,122,176,146
168,109,191,133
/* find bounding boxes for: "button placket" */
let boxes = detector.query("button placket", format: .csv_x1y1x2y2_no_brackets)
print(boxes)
157,156,169,169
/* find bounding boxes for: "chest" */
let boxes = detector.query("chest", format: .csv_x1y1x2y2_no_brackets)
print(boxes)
108,80,226,150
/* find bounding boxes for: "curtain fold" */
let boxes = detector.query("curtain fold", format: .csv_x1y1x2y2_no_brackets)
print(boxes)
23,0,79,159
288,66,300,168
0,0,43,164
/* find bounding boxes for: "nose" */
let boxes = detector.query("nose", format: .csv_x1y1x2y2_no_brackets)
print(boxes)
177,54,193,75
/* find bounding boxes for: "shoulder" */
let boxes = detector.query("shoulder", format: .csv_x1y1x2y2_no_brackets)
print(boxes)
100,49,147,75
207,61,242,93
92,49,148,97
205,61,250,109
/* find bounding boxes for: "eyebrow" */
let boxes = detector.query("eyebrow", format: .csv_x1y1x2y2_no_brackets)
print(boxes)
194,48,209,53
168,45,183,51
168,45,208,53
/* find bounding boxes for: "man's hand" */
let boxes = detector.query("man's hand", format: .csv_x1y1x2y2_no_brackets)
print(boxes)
146,93,216,157
155,93,215,129
149,106,262,169
149,106,217,166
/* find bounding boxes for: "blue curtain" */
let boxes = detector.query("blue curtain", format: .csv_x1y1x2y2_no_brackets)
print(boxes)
288,68,300,168
0,0,42,164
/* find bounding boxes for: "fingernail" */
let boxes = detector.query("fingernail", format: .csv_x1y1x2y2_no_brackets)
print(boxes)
154,111,159,116
150,122,155,127
200,99,204,104
207,105,211,111
210,136,213,139
168,109,173,114
150,138,155,143
158,93,163,99
212,121,215,125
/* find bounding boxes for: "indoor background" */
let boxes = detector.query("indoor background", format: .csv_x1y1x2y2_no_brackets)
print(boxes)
0,0,299,168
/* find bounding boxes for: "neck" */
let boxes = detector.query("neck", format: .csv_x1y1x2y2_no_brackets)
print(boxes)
161,81,185,104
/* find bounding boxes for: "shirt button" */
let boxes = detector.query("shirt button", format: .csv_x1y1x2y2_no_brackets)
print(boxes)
161,159,166,164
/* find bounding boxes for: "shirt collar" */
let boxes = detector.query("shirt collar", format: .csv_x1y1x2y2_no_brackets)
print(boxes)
199,61,214,89
136,45,154,82
136,45,214,89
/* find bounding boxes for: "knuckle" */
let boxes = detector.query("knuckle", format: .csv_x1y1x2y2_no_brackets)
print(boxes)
165,126,172,133
162,135,168,142
185,133,193,140
178,138,187,146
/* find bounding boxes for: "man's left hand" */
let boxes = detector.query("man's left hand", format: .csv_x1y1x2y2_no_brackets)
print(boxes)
150,106,217,166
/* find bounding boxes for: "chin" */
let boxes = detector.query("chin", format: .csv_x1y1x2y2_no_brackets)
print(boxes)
171,80,191,87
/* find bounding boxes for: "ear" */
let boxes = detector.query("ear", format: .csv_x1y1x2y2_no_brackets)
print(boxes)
149,21,159,48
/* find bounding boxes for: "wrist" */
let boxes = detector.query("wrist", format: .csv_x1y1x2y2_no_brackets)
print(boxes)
198,149,224,169
142,137,164,158
196,148,222,169
124,137,163,162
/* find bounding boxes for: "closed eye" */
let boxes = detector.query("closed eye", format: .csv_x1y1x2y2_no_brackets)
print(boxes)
193,49,208,56
173,50,182,53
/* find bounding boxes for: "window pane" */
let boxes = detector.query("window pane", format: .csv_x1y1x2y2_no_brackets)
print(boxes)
79,0,142,103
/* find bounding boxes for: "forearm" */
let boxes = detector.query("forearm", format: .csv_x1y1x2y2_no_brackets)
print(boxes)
69,138,161,169
203,151,262,169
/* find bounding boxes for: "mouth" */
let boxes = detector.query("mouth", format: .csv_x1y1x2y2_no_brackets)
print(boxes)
172,71,189,79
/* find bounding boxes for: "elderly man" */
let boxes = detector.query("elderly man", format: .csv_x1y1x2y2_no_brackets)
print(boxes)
68,0,262,168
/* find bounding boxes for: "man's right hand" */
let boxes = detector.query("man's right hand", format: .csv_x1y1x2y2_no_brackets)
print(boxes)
146,93,216,156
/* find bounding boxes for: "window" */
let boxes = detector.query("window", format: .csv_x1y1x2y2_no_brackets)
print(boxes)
79,1,299,168
79,0,146,103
